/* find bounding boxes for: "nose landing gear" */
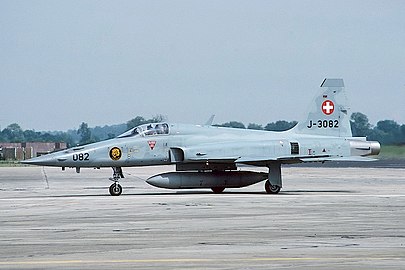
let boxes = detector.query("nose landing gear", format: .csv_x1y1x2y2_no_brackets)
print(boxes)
109,182,122,196
109,167,124,196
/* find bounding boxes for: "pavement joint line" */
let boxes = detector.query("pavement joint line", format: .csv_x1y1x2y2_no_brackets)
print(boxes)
41,166,50,189
0,257,403,265
1,194,405,201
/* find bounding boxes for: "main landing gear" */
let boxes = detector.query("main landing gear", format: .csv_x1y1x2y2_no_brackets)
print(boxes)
265,163,282,194
109,167,124,196
265,180,281,194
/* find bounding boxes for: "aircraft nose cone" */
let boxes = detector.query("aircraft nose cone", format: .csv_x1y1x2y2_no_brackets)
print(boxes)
21,155,56,166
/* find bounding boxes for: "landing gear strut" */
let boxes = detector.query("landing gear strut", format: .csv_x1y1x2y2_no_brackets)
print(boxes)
265,162,282,194
109,167,124,196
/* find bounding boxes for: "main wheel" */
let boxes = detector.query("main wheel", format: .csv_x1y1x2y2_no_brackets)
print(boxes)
109,183,122,196
265,181,281,194
211,187,225,194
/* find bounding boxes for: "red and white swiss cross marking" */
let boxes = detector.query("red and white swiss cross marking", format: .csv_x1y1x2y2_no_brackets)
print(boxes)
321,100,334,115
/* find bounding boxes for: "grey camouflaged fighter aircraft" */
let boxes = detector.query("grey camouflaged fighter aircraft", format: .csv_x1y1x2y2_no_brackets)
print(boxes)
23,78,380,196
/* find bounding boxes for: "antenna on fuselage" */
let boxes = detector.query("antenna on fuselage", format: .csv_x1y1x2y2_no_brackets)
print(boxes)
204,115,216,126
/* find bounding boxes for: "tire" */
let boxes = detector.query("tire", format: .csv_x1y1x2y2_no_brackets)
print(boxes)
265,181,281,194
211,187,225,194
109,183,122,196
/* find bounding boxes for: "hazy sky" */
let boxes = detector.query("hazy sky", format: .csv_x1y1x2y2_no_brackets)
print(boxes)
1,0,405,131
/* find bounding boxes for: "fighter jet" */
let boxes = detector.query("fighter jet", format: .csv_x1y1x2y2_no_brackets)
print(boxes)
22,78,380,196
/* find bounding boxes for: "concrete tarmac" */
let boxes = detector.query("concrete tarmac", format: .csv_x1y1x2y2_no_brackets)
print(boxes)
0,166,404,269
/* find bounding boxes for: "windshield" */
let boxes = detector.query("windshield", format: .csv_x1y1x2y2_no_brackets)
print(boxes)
117,123,169,138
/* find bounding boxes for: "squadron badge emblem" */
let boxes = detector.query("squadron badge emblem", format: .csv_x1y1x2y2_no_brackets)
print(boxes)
109,147,122,161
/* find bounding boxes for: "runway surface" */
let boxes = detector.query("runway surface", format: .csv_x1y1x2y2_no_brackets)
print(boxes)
0,166,404,269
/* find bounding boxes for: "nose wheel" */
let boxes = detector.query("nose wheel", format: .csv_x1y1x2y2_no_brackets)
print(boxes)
109,167,124,196
109,183,122,196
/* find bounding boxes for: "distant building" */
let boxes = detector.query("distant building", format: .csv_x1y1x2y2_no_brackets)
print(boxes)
0,142,67,161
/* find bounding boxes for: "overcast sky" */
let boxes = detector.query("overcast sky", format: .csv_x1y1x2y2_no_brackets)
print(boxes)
1,0,404,131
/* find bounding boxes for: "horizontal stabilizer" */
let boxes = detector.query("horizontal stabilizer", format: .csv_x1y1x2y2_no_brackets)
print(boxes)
237,155,378,165
320,78,344,87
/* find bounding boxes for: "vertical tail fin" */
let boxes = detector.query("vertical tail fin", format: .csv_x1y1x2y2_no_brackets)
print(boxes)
292,78,352,137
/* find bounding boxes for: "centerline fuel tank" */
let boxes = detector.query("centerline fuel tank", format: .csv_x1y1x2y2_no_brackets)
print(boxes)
146,171,267,189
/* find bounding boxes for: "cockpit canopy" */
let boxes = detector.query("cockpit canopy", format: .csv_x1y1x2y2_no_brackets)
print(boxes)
117,123,170,138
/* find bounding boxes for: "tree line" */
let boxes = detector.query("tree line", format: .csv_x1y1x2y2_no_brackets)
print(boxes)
350,112,405,145
1,113,404,146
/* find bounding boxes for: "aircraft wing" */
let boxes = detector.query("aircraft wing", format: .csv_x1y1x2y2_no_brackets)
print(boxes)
237,155,377,165
183,151,377,167
180,144,327,166
187,157,240,163
319,156,378,162
181,141,331,164
235,154,329,166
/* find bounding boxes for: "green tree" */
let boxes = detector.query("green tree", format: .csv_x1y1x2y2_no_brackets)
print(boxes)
151,114,166,123
77,122,92,145
401,125,405,144
23,130,41,142
265,120,297,131
216,121,246,129
374,120,401,145
376,120,400,134
3,123,25,142
127,116,147,129
247,123,263,130
350,112,371,136
126,115,166,130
